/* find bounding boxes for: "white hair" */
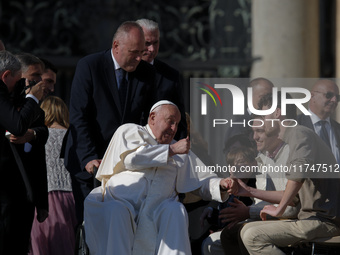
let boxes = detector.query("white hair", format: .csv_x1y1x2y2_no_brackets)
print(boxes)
136,19,159,33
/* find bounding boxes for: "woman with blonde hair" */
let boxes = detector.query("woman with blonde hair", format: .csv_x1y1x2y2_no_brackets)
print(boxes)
30,96,77,255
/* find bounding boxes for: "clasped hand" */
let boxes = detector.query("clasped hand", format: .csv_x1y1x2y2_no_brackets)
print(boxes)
9,129,35,144
219,177,237,193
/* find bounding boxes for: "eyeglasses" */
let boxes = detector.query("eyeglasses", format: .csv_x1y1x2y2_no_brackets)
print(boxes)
312,91,340,102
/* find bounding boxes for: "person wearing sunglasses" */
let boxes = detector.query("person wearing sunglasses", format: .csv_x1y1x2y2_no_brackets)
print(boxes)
297,79,340,164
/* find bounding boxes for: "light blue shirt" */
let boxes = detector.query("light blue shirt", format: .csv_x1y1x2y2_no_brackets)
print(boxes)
111,50,120,71
111,50,128,88
309,109,340,164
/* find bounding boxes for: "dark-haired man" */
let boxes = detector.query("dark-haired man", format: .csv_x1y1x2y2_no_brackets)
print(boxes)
39,58,57,100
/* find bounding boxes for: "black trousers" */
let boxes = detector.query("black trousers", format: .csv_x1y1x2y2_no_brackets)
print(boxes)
70,174,93,226
0,191,35,255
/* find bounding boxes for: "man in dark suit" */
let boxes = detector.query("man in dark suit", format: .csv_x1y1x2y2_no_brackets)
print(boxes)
2,53,49,253
13,53,49,218
64,21,155,224
0,51,46,254
136,19,187,140
297,79,340,164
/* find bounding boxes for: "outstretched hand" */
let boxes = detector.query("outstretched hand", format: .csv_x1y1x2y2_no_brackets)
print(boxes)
230,178,252,197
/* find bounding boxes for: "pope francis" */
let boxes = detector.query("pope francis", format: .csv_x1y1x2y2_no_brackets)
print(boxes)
84,100,234,255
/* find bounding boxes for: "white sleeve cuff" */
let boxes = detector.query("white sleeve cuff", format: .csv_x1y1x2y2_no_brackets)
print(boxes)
26,94,39,104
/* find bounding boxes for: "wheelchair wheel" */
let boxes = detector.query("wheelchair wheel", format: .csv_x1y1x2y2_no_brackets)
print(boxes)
75,222,89,255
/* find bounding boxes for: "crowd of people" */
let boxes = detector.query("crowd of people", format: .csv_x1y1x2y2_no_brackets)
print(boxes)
0,46,77,254
0,17,340,255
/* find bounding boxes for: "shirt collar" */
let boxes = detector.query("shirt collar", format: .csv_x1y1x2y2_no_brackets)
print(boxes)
266,141,285,159
145,124,157,141
308,109,331,125
111,50,120,70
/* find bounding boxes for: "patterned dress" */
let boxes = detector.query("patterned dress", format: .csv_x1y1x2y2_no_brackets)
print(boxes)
29,128,77,255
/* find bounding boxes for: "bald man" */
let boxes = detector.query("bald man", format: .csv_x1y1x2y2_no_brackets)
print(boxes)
297,79,340,164
64,21,155,224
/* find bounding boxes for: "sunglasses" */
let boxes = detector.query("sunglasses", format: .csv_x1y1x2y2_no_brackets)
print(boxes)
313,91,340,102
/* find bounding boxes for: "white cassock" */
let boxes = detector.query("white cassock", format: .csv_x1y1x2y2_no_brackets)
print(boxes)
84,123,228,255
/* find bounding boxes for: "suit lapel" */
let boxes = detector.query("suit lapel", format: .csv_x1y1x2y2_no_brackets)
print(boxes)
330,119,340,149
302,115,315,130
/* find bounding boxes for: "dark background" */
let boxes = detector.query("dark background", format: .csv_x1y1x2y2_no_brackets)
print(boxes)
0,0,253,110
0,0,336,110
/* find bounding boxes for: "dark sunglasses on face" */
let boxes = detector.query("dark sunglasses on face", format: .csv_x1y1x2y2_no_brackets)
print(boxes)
313,91,340,102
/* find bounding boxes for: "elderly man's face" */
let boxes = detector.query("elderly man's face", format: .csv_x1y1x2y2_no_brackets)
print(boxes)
310,80,339,119
112,27,145,72
142,29,159,63
149,105,181,144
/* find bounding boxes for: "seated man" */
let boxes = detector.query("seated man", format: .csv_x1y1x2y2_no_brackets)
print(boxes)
84,100,234,255
202,120,299,255
232,93,340,254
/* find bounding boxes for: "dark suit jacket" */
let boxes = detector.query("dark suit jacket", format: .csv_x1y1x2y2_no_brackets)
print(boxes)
0,80,44,202
64,49,155,179
297,114,340,150
23,110,48,210
1,110,48,208
0,81,40,140
153,58,187,140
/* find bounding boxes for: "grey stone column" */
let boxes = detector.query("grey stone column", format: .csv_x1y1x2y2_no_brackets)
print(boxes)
251,0,319,79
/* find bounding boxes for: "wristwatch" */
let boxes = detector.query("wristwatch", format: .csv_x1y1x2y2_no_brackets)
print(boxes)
33,130,37,140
